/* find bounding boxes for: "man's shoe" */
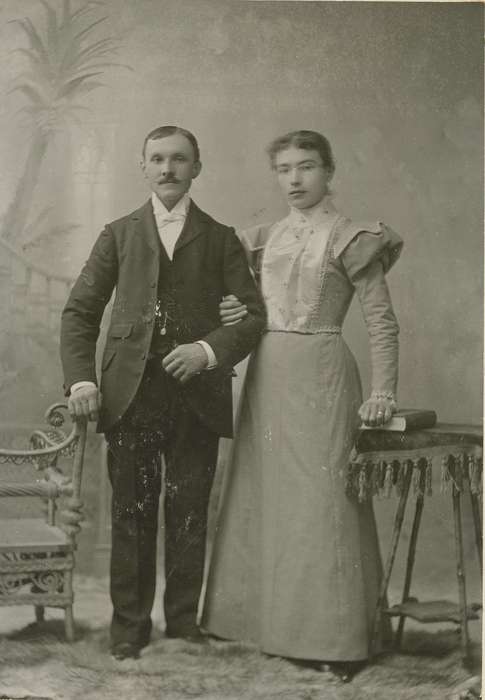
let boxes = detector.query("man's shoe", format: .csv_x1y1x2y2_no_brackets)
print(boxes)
166,628,207,644
110,642,140,660
138,619,152,650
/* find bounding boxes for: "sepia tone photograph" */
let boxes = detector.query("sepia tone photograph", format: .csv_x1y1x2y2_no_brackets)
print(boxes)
0,1,482,699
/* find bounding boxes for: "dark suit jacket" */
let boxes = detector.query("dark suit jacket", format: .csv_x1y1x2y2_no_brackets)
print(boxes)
60,199,266,437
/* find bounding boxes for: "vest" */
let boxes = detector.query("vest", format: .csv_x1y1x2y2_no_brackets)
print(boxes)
150,240,182,356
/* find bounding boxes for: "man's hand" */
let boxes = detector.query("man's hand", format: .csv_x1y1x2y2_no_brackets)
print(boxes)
219,294,248,326
162,343,208,384
68,385,102,422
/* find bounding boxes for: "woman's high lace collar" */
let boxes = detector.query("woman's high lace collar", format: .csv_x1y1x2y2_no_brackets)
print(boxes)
288,195,337,228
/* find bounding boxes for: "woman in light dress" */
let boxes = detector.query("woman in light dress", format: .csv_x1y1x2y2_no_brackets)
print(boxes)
202,130,402,681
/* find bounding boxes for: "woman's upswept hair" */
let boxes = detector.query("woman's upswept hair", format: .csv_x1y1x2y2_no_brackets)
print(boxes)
267,130,335,173
142,125,200,162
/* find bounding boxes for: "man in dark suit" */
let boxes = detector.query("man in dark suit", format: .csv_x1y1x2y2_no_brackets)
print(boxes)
60,125,265,659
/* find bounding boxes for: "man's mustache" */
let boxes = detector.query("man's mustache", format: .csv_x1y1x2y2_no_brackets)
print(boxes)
158,176,181,184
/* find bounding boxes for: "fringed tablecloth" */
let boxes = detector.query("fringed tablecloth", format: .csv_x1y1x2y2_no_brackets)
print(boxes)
347,423,482,502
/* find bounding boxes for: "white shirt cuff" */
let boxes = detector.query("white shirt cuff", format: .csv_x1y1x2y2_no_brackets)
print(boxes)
195,340,217,369
70,381,97,394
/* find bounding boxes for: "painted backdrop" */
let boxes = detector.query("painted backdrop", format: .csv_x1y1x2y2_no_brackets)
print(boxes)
0,0,482,593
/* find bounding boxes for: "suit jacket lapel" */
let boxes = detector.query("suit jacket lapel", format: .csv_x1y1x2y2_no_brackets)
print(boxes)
173,200,207,255
131,198,207,261
132,199,160,255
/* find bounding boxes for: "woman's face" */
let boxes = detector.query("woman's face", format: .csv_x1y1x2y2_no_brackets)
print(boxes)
274,147,333,210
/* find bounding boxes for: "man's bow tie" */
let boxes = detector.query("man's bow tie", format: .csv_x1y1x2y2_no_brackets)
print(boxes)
156,212,186,226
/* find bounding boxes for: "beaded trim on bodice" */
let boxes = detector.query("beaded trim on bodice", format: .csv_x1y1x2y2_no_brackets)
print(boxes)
260,213,351,334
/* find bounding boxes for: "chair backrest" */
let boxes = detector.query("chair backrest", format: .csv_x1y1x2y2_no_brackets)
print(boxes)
0,403,87,538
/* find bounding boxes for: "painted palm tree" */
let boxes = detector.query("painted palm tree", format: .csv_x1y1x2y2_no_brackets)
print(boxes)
0,0,129,397
2,0,127,243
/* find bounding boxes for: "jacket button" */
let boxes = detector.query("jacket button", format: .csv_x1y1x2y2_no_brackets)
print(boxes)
150,281,156,288
141,353,146,360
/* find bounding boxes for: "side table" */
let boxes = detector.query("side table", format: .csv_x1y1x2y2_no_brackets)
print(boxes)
347,423,482,668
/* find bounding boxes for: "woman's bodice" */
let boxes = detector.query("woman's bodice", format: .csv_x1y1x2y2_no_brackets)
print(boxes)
259,210,354,333
243,202,401,334
240,198,403,394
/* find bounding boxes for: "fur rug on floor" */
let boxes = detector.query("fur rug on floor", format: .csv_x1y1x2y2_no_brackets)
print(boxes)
0,618,481,700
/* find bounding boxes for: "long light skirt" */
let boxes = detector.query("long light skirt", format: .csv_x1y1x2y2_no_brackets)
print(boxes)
202,332,388,661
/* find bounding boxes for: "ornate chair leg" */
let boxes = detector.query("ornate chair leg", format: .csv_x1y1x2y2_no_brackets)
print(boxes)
35,605,45,622
64,605,75,641
63,568,75,641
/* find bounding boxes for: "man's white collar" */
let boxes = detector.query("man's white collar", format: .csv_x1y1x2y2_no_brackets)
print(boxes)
151,192,190,219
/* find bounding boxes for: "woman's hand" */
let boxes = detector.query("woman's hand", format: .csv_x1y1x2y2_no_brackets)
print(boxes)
219,294,248,326
358,394,396,427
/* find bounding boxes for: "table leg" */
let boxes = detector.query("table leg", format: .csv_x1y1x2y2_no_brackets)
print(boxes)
469,490,482,576
395,463,426,649
452,475,471,668
370,461,413,657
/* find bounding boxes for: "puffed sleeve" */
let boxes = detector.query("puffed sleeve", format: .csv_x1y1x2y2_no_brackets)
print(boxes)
336,222,403,397
334,221,403,281
239,223,273,282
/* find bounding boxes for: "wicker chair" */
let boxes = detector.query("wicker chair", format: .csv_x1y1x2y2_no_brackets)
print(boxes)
0,403,87,641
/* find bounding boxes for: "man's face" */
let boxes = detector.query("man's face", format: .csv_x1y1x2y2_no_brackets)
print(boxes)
141,133,201,209
274,147,333,210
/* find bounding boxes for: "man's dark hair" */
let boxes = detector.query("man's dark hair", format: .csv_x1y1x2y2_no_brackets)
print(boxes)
142,125,200,162
267,130,335,172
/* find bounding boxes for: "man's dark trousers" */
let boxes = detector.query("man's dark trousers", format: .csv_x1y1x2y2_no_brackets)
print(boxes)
106,358,219,646
60,199,266,645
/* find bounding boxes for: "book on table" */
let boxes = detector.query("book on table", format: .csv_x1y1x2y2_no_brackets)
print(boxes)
360,409,437,432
